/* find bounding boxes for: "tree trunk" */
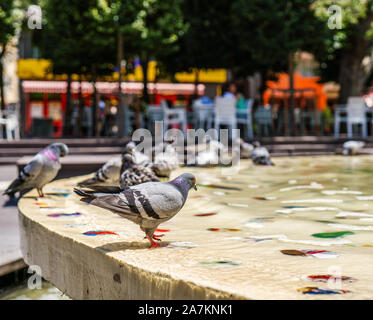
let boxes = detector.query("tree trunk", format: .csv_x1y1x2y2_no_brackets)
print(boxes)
288,52,296,136
0,47,5,111
338,8,373,103
63,73,72,136
142,54,149,104
92,64,98,137
117,31,126,138
0,62,4,112
339,47,369,103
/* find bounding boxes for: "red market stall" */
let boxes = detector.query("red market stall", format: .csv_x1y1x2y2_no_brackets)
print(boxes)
22,81,205,137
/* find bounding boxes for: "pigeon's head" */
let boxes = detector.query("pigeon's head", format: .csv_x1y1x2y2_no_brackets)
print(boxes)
178,173,197,191
49,143,69,157
253,141,261,148
124,141,136,154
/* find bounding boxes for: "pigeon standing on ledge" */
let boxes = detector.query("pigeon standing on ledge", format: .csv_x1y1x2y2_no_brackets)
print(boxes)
78,157,122,187
250,141,274,166
120,153,159,186
74,173,197,248
343,141,365,155
4,143,69,198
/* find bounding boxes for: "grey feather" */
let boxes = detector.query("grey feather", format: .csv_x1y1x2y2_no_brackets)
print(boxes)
4,143,69,197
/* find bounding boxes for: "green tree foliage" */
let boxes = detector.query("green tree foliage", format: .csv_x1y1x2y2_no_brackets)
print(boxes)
0,0,18,110
314,0,373,102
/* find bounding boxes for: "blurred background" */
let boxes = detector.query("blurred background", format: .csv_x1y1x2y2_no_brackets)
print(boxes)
1,0,373,140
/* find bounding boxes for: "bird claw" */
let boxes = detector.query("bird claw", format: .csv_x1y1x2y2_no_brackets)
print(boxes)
152,234,164,241
149,242,162,248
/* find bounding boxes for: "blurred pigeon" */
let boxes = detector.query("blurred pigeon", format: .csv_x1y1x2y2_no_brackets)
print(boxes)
78,157,122,187
74,173,197,248
151,143,179,177
4,143,69,198
251,141,274,166
343,140,365,155
120,153,159,186
195,137,225,167
237,138,254,159
125,141,150,165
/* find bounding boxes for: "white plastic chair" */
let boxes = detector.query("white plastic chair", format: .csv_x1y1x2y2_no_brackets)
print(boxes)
335,97,367,138
160,100,187,135
192,99,214,130
0,113,20,140
214,97,237,138
236,99,253,139
347,97,367,138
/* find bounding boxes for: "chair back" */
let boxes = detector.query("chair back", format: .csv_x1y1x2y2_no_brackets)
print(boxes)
214,97,236,122
347,97,366,122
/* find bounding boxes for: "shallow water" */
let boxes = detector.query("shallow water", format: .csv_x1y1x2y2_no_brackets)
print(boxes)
18,155,373,299
0,281,70,300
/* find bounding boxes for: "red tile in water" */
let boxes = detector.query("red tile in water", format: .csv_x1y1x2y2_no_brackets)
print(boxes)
194,213,217,217
207,228,220,232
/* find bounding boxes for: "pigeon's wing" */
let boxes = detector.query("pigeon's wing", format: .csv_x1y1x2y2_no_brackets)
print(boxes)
131,182,184,219
4,155,43,194
78,157,121,186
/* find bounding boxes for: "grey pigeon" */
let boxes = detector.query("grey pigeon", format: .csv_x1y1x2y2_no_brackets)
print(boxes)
74,173,197,248
120,153,160,186
151,143,179,177
343,140,365,155
4,143,69,198
237,138,254,159
78,157,122,187
125,141,150,165
251,141,274,166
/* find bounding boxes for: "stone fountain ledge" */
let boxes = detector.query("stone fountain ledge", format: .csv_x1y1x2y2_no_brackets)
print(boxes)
18,169,249,300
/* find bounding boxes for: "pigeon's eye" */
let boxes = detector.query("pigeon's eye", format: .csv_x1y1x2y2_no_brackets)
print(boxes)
191,178,196,184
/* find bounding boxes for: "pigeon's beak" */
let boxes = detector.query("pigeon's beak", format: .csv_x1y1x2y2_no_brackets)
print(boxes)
193,184,197,191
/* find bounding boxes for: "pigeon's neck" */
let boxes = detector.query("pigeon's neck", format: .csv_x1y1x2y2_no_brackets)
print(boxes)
170,178,189,202
43,148,58,161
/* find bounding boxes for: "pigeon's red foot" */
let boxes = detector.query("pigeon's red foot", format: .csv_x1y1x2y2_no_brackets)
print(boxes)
146,235,162,248
152,234,164,241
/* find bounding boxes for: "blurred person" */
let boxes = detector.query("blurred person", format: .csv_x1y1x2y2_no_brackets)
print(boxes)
222,82,237,98
98,98,106,136
81,102,93,137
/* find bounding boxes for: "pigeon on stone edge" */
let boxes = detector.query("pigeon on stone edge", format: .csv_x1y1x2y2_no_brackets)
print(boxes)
120,153,160,186
74,173,197,248
250,141,274,166
4,143,69,198
78,156,122,187
343,140,365,156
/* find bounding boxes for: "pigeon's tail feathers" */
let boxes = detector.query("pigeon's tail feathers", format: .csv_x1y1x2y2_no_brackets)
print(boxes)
4,177,24,196
82,185,123,194
73,188,96,203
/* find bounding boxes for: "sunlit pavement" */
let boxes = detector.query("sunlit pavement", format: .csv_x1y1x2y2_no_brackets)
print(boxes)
0,165,22,271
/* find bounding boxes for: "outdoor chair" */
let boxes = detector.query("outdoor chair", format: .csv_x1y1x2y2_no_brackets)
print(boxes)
147,105,164,135
254,105,272,137
236,99,254,139
0,112,20,141
192,99,214,130
214,97,237,138
160,100,187,135
334,97,367,138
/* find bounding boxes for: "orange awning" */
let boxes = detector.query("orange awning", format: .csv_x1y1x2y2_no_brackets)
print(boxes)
263,73,327,110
